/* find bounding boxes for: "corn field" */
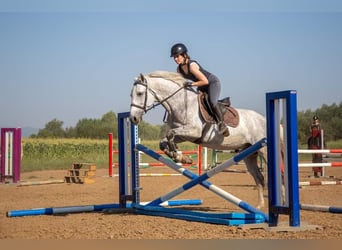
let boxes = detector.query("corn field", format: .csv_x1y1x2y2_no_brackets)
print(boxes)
23,138,110,159
21,138,112,172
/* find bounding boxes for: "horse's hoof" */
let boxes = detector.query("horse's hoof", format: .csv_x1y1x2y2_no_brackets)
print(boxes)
180,155,193,164
256,203,264,210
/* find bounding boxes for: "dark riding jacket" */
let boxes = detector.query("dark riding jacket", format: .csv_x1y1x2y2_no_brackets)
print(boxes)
177,60,221,105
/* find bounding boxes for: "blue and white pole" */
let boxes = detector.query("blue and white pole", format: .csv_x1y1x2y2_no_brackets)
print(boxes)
136,139,269,221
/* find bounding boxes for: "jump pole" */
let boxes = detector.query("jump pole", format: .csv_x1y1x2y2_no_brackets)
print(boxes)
298,148,342,176
266,90,300,227
298,149,342,154
299,180,342,186
300,204,342,213
298,162,342,167
110,142,204,175
136,140,269,221
7,199,203,217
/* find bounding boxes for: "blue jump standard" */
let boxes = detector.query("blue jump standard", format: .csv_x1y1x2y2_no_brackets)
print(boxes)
136,138,269,223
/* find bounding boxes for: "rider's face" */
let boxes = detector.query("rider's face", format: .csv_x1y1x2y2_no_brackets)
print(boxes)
173,54,185,65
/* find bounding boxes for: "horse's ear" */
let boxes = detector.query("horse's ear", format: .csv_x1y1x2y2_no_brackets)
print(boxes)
140,73,145,82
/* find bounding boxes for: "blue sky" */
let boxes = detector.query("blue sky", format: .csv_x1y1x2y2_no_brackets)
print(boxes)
1,0,342,129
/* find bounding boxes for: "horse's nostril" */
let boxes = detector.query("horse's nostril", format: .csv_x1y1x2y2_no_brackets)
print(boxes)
129,116,139,125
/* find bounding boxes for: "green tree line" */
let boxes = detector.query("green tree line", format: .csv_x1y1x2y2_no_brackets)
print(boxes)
297,101,342,143
30,111,169,140
31,102,342,142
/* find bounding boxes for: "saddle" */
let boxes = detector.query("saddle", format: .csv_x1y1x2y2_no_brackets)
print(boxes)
198,91,239,128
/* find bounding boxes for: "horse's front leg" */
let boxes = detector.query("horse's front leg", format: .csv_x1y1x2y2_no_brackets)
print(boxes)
159,130,194,164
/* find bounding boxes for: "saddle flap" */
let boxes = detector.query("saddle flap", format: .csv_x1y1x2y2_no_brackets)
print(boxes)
223,106,239,128
198,92,239,128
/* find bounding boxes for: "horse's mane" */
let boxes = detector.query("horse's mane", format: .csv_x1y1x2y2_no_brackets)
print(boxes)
147,71,185,86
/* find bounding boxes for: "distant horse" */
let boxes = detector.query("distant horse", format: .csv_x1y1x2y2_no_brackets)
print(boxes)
130,71,273,208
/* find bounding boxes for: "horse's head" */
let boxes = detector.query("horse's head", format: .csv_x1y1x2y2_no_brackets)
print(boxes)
129,71,188,125
129,73,156,125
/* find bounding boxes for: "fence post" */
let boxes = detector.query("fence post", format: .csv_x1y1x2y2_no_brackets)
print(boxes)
108,133,113,177
1,128,21,183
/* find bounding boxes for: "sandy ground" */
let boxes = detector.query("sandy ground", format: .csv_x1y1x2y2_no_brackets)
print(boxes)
0,164,341,239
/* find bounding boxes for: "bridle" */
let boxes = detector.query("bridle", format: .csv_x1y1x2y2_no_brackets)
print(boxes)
130,76,186,113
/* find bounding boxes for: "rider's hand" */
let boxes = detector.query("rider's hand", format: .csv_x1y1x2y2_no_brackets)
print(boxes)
184,81,193,87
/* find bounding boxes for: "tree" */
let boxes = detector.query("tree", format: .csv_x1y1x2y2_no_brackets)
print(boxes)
99,111,117,139
75,118,101,138
72,111,117,139
35,119,65,138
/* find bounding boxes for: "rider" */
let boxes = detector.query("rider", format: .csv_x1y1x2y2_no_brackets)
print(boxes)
170,43,229,136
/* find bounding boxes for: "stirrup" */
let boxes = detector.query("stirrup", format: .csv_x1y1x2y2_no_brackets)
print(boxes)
218,122,229,137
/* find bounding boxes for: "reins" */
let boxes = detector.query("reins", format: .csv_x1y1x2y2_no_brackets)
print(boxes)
131,77,187,113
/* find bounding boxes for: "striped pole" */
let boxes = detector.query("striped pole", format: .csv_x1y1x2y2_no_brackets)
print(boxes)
298,149,342,154
134,205,265,225
136,139,269,221
7,199,202,217
112,146,204,175
298,162,342,168
299,180,342,186
113,162,196,167
18,179,65,186
298,148,342,177
300,204,342,213
111,173,182,177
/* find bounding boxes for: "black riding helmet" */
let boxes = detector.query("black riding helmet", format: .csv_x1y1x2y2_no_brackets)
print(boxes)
170,43,188,57
313,115,319,120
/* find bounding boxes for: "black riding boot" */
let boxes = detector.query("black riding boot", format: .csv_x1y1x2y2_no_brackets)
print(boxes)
214,104,229,137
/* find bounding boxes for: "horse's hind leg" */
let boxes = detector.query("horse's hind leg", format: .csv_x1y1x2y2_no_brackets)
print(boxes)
244,153,265,209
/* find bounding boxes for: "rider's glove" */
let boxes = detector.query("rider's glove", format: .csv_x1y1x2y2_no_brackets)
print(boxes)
184,81,193,87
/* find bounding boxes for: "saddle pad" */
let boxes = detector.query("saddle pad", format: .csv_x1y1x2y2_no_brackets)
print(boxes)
223,106,239,128
198,93,239,128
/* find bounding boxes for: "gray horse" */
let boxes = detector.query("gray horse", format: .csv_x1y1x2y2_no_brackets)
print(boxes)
130,71,271,208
